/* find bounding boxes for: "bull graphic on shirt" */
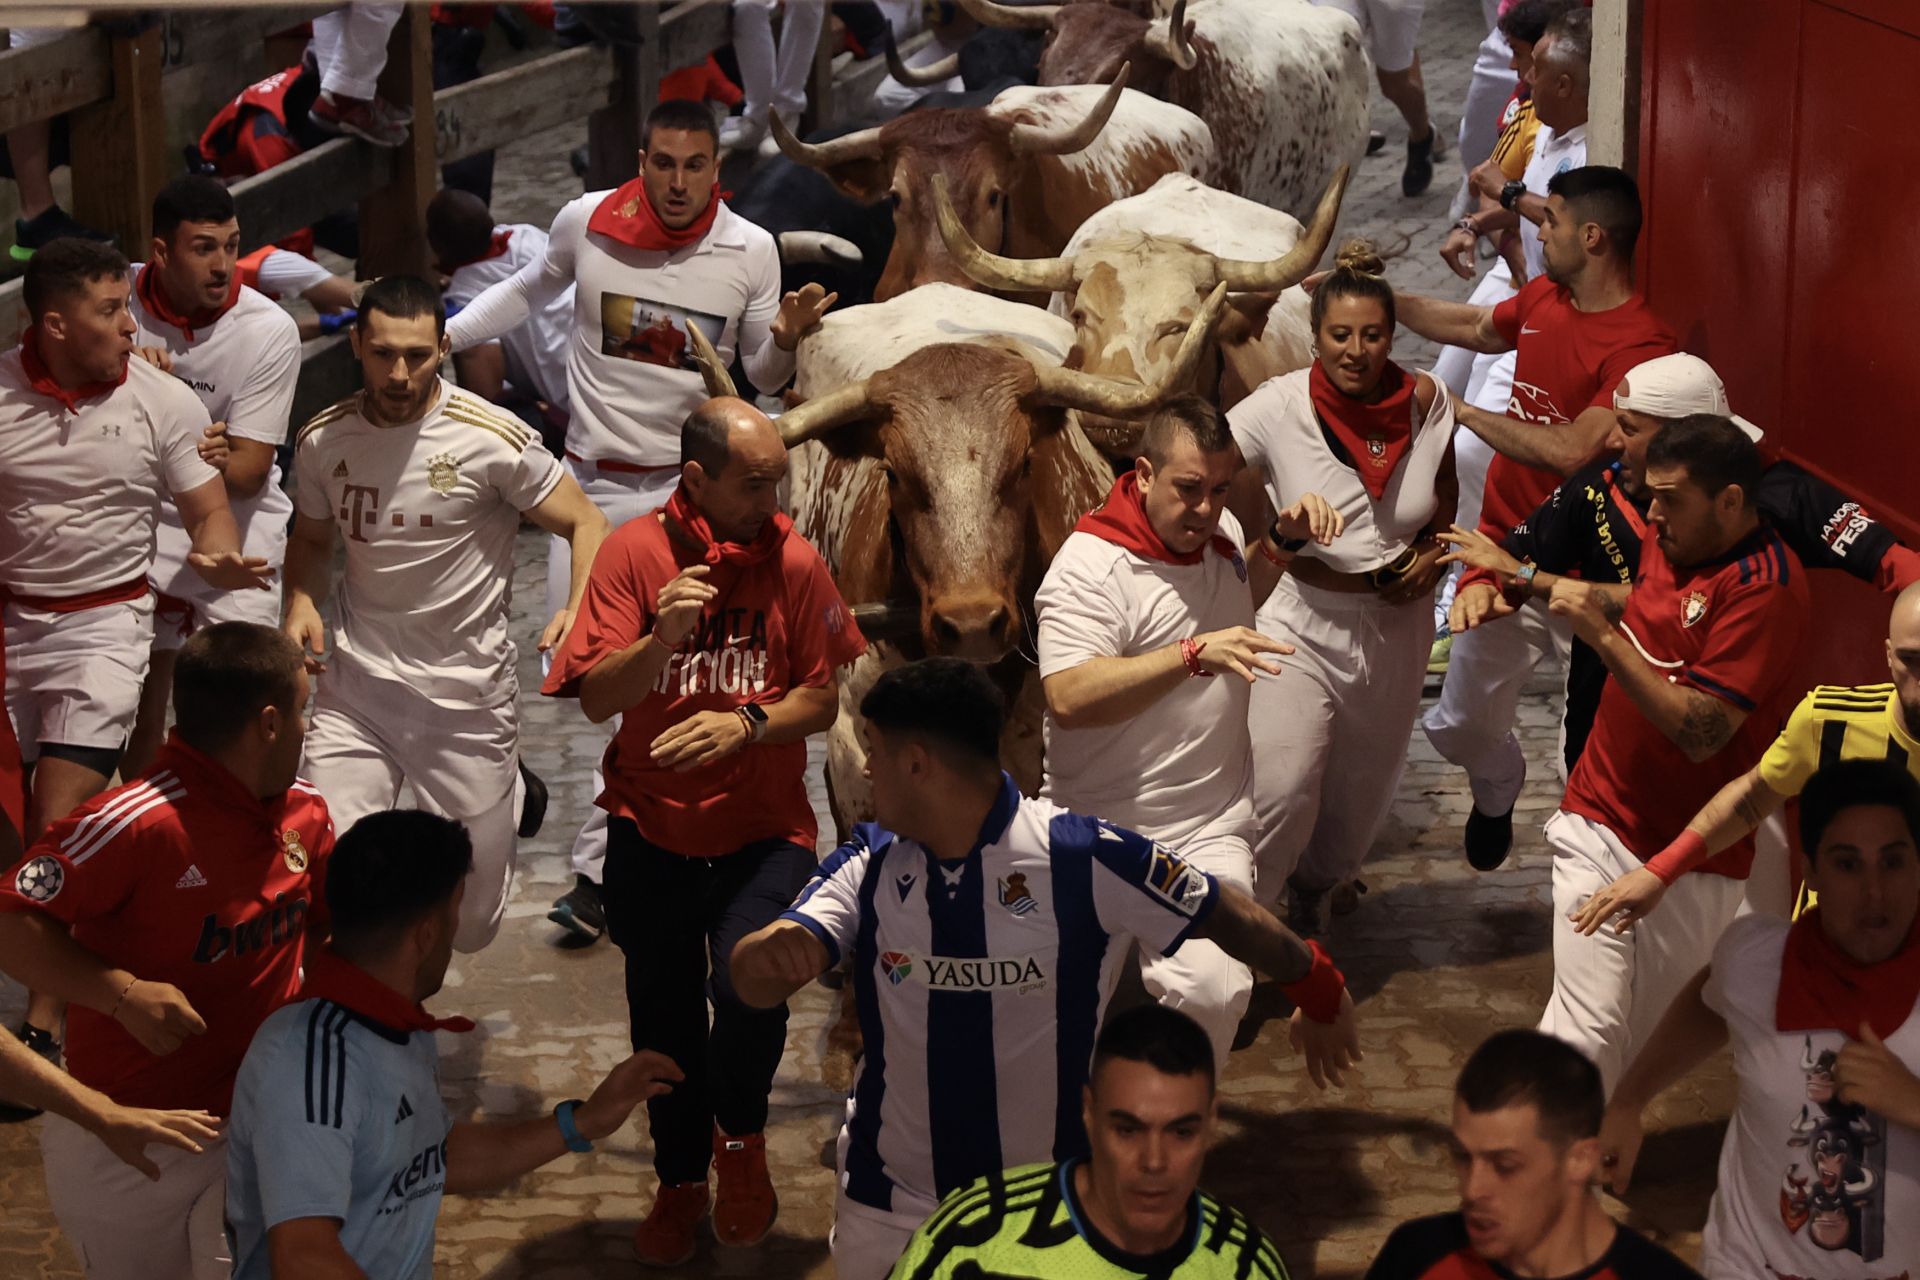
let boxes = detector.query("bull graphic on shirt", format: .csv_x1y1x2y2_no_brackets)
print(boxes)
599,292,724,375
1506,379,1566,427
1780,1036,1886,1260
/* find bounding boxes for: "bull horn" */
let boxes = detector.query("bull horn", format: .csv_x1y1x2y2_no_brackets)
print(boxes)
954,0,1059,30
1031,281,1228,415
885,34,961,88
1008,63,1131,156
778,230,864,266
770,111,885,171
932,174,1074,293
778,379,878,447
1142,0,1197,71
684,320,738,400
1212,164,1352,292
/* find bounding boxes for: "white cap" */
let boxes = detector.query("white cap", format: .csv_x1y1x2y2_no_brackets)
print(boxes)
1611,353,1763,442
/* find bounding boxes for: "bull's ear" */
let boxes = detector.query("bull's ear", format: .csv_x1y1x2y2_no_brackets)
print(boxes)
816,417,886,461
1027,417,1114,559
825,159,893,205
1216,291,1279,346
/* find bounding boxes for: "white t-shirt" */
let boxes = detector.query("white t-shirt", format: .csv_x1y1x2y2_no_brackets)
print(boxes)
0,349,215,596
252,250,337,302
128,270,300,600
1035,513,1255,848
1521,122,1588,282
444,224,572,411
1229,367,1454,575
1701,913,1920,1278
292,380,564,709
446,196,789,467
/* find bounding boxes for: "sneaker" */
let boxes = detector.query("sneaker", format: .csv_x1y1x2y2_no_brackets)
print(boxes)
712,1128,777,1246
372,95,413,127
1284,876,1328,938
0,1023,62,1123
547,874,606,942
1402,127,1437,197
1465,805,1515,871
309,92,408,147
718,114,769,152
1366,129,1387,156
1427,632,1452,676
10,205,113,263
516,758,548,839
633,1180,709,1268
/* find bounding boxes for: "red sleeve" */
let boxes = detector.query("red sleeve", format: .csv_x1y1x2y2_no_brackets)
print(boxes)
1676,578,1808,713
783,549,868,689
542,533,650,699
0,807,161,924
1491,275,1552,347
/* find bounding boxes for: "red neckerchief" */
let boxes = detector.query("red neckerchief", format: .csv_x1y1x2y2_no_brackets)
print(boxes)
300,949,476,1035
1074,471,1238,567
1309,360,1416,501
435,227,514,276
663,483,792,568
136,262,239,342
1776,908,1920,1040
587,178,726,251
18,325,127,414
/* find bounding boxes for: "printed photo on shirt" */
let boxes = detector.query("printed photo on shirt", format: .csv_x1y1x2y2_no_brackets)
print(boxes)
1780,1036,1889,1261
598,292,724,372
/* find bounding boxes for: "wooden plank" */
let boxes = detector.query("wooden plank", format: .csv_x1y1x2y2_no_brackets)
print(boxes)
230,136,394,253
0,27,109,134
0,277,25,351
434,44,615,166
69,25,168,254
587,4,662,190
656,0,732,71
157,6,329,75
357,7,435,277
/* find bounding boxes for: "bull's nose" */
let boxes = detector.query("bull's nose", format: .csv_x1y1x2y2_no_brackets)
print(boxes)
928,597,1014,660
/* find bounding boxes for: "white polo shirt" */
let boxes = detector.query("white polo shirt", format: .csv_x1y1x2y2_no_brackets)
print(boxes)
444,224,572,411
1035,511,1255,849
446,196,788,468
1520,122,1588,282
292,380,564,709
129,270,300,602
0,349,215,597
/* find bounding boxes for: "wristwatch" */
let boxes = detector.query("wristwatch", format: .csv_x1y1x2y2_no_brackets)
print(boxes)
1267,519,1310,554
1502,561,1539,609
737,702,769,744
1499,179,1527,211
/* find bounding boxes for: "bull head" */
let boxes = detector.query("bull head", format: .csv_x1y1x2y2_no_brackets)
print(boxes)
960,0,1195,87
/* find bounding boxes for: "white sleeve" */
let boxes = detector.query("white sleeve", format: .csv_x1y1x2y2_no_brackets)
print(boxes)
151,373,219,496
223,312,301,446
446,200,582,351
1226,379,1286,474
293,431,330,520
779,829,877,968
1035,535,1132,678
738,233,797,394
256,251,338,301
490,431,566,513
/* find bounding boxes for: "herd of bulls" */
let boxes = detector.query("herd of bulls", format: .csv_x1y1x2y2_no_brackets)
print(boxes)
711,0,1375,827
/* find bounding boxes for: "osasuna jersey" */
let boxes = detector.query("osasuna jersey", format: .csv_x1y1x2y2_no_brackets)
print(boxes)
782,777,1221,1217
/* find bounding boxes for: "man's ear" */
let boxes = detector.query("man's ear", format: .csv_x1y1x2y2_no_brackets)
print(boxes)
1134,455,1155,491
682,459,706,496
439,331,452,361
148,236,170,270
1564,1134,1603,1187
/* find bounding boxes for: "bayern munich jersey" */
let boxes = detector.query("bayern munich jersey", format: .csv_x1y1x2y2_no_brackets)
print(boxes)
782,777,1221,1216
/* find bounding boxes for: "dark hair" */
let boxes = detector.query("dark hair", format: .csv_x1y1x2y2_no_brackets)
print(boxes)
859,658,1005,768
1497,0,1578,46
425,187,495,270
171,623,305,751
354,274,446,338
1547,165,1642,260
1644,414,1762,502
1538,6,1593,71
1308,238,1395,336
1799,759,1920,864
326,811,474,961
644,98,720,153
1092,1003,1216,1092
1456,1029,1604,1146
151,175,236,244
681,399,735,475
23,238,130,321
1140,393,1232,468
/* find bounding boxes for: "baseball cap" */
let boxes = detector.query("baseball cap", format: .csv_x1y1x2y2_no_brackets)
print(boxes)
1611,353,1763,442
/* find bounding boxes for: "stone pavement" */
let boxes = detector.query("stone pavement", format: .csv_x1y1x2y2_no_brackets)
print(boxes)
0,2,1737,1276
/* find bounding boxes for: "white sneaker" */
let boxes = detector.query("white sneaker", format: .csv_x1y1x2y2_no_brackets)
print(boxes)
719,115,769,152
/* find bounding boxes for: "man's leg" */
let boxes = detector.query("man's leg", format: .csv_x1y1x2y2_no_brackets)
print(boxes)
726,0,781,147
1366,0,1437,196
1137,832,1254,1070
299,693,408,835
771,0,827,119
1537,811,1642,1093
401,693,521,953
1248,581,1341,911
1623,869,1745,1073
315,3,403,101
1450,25,1516,218
40,1112,230,1279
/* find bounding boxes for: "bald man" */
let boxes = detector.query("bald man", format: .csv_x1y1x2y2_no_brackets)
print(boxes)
541,398,866,1263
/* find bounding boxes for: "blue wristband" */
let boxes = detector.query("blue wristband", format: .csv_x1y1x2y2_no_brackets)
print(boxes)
554,1098,592,1153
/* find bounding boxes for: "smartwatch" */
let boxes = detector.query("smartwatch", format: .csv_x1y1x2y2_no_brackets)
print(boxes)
1499,179,1527,211
1502,561,1539,609
1267,520,1310,554
554,1099,593,1153
737,702,769,743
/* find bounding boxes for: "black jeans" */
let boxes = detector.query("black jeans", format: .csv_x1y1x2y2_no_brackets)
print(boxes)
602,819,816,1183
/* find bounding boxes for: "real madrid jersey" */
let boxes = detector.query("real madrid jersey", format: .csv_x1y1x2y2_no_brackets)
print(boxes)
293,380,564,709
782,777,1221,1217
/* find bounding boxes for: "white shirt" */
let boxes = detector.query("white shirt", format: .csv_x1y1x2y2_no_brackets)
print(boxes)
1520,122,1588,281
1229,368,1454,575
1035,513,1255,848
1701,913,1920,1277
252,250,337,302
129,271,300,599
446,196,789,467
443,224,572,411
292,380,564,709
782,780,1220,1216
0,349,215,597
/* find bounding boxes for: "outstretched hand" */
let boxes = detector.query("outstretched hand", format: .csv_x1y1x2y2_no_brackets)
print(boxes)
771,283,839,352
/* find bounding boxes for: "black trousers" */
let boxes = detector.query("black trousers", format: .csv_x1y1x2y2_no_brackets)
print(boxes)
602,818,816,1183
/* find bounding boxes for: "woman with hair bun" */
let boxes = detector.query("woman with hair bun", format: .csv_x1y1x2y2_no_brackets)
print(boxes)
1227,240,1457,933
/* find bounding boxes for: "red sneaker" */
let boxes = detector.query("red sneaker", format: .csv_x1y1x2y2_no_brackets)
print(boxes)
632,1180,708,1268
712,1128,777,1246
308,91,408,147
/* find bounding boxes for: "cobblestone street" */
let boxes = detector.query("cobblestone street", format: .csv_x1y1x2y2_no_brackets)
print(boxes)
0,2,1735,1276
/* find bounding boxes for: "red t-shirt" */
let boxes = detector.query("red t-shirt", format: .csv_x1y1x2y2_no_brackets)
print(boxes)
1562,524,1809,876
1481,276,1677,536
0,738,333,1114
542,513,866,857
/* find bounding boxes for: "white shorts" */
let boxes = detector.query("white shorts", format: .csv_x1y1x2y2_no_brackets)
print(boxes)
1314,0,1427,72
831,1184,935,1280
3,595,155,756
40,1111,230,1280
151,582,284,654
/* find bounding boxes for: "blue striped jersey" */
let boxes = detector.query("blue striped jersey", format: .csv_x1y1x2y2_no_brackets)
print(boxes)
782,774,1221,1217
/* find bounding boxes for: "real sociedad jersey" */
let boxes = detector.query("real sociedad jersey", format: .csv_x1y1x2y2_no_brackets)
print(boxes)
782,775,1221,1217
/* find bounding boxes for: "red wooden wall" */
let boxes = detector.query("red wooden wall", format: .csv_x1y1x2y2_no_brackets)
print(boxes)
1637,0,1919,684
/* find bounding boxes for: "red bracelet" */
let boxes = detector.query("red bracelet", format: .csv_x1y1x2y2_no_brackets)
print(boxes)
1179,636,1212,678
1280,939,1347,1024
1257,538,1293,567
1645,829,1708,886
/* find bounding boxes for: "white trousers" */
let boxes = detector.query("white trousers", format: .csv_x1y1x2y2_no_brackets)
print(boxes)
1430,264,1519,402
311,3,403,101
1449,25,1517,217
732,0,827,122
831,1183,933,1280
1537,811,1745,1095
3,595,154,756
41,1112,230,1280
1421,598,1570,816
301,660,520,952
547,459,680,881
1251,578,1434,896
1137,829,1253,1071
